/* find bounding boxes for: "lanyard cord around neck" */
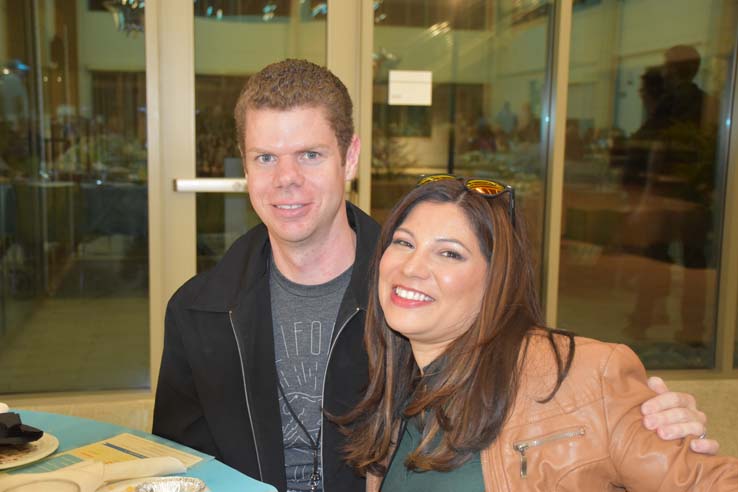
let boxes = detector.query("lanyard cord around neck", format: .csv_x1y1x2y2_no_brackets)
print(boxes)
277,380,322,492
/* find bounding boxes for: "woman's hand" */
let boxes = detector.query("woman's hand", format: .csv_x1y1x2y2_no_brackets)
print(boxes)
640,376,718,454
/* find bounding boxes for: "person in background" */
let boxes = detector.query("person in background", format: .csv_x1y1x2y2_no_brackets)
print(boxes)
659,45,716,346
341,177,736,491
619,46,717,346
495,101,518,136
621,66,671,339
153,59,719,492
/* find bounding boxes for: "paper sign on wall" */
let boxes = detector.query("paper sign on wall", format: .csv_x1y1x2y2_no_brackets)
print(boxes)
388,70,432,106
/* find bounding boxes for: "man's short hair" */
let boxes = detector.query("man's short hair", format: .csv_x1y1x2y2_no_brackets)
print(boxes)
234,59,354,159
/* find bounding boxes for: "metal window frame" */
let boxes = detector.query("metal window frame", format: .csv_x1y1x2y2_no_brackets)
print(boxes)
541,0,572,326
147,0,197,392
326,0,374,213
713,27,738,375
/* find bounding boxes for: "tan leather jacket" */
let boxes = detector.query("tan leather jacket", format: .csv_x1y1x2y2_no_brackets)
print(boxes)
367,336,738,492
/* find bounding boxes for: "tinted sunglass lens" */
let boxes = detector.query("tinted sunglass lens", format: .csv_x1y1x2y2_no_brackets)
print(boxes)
417,174,455,186
466,179,505,196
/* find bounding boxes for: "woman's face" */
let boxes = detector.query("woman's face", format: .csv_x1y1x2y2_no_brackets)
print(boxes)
378,201,489,367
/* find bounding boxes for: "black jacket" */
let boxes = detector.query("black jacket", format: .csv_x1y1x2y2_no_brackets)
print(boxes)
153,203,380,492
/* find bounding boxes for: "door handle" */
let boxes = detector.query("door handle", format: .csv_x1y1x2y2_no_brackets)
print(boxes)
173,178,248,193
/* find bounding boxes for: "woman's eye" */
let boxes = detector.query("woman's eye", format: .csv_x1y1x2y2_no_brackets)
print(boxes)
441,250,463,260
391,238,412,248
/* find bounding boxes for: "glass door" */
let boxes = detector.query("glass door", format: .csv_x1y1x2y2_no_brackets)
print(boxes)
178,0,328,273
370,0,555,284
0,0,149,394
151,0,355,394
557,0,738,369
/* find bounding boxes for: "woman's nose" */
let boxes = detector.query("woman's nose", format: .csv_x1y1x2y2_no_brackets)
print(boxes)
401,250,430,279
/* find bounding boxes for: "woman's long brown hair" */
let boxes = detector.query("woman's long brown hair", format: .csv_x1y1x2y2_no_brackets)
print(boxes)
338,179,575,475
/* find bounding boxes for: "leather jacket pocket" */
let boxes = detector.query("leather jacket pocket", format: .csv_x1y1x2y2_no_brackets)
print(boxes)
512,427,586,479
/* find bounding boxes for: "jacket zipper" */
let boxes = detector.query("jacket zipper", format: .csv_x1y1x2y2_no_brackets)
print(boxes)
319,306,361,492
513,427,586,479
229,310,264,482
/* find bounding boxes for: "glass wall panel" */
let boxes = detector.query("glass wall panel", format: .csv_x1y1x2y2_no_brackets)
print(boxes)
558,0,737,369
194,0,327,271
371,0,552,278
0,0,148,392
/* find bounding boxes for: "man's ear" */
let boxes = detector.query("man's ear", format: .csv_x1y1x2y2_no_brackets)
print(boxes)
344,134,360,181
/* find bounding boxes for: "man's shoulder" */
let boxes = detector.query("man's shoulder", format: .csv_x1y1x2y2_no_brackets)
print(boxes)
168,223,270,310
347,201,380,247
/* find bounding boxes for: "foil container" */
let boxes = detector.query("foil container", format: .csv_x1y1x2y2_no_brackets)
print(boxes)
134,477,207,492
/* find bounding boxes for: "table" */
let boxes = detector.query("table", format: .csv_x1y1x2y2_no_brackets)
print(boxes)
78,182,147,239
10,181,77,294
9,410,275,492
562,187,702,249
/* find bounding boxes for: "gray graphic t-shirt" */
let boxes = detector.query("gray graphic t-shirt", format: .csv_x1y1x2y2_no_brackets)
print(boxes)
270,258,352,492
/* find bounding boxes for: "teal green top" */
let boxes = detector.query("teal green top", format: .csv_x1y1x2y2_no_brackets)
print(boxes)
380,421,485,492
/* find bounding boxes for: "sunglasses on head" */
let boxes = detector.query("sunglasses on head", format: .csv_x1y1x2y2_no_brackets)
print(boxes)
416,174,516,227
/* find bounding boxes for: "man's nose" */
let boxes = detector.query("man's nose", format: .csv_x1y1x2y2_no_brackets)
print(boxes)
273,157,304,188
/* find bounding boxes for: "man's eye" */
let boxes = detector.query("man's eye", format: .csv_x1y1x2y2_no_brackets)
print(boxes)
303,151,319,160
256,154,275,164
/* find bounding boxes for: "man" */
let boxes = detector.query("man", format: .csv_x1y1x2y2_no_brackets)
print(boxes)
153,59,716,492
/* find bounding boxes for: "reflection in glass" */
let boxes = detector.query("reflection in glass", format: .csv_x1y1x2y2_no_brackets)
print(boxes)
558,0,737,369
193,0,327,270
0,1,148,392
373,0,488,29
371,0,552,282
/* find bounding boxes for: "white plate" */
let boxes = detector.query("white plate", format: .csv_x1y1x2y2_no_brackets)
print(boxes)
0,433,59,470
97,477,210,492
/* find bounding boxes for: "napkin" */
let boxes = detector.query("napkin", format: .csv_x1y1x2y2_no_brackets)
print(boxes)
103,456,186,482
0,413,43,446
0,460,103,492
0,456,186,492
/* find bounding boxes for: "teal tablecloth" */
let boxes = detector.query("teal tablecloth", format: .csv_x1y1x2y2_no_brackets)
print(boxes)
8,410,276,492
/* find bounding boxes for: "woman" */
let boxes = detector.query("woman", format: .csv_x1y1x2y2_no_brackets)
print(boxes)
340,176,737,491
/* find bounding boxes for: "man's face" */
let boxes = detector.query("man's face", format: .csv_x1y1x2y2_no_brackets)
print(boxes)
242,106,359,249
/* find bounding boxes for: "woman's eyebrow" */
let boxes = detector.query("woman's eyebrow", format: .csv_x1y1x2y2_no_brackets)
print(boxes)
394,226,414,238
434,237,471,253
